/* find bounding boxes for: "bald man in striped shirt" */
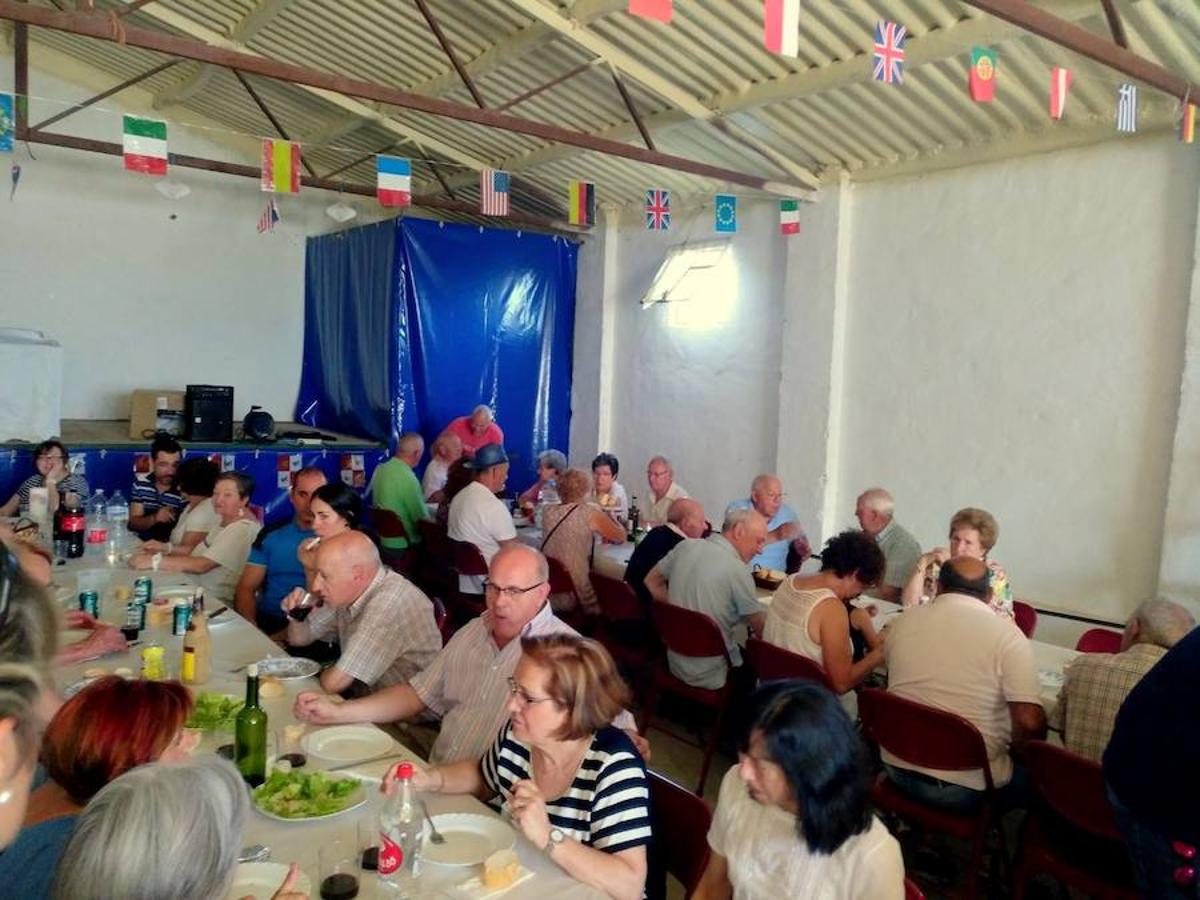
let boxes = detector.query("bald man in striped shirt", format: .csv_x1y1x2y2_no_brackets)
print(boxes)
294,544,647,764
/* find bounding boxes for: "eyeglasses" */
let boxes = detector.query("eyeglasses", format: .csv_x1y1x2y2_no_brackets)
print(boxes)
36,454,64,462
482,580,546,600
507,677,554,707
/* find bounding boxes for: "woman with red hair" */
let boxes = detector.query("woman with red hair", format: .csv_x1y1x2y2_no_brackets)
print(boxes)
0,677,196,898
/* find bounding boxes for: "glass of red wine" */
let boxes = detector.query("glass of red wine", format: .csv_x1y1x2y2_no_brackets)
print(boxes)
320,839,359,900
288,591,319,622
357,820,379,872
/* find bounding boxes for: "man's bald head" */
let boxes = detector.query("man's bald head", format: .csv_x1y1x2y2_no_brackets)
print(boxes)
668,497,707,539
397,432,424,465
312,531,381,608
750,474,784,519
487,544,551,648
937,556,991,602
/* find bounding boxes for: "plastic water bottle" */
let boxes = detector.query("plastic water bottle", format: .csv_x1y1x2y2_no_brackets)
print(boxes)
535,478,560,529
84,489,108,555
379,762,423,891
106,490,130,550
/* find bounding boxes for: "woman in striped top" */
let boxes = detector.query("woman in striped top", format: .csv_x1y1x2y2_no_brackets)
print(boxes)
388,634,650,899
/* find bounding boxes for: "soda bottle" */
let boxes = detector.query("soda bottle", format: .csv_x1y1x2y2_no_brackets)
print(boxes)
106,490,130,550
60,492,86,559
379,762,423,889
84,489,108,555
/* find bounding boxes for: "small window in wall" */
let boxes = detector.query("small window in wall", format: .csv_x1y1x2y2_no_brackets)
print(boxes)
639,239,737,330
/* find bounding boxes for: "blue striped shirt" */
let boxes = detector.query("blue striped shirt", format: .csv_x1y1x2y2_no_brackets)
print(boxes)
16,473,89,506
480,722,652,854
130,474,185,514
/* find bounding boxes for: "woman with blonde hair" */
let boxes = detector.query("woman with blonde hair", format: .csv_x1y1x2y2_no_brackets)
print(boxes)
541,468,626,614
384,634,650,900
901,506,1014,617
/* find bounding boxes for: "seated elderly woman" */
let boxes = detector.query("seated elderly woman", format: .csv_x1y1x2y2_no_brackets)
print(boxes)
49,757,303,900
694,680,905,899
541,468,626,614
518,449,568,510
591,452,629,524
384,634,650,900
763,530,887,713
129,472,261,604
0,678,197,898
423,431,463,502
297,481,376,576
0,439,89,518
140,456,219,557
901,506,1014,617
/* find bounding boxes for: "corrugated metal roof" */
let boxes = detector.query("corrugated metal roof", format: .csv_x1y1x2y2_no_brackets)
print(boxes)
11,0,1199,226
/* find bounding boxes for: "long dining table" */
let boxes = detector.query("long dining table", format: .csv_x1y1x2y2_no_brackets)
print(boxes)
50,555,605,900
517,525,1077,713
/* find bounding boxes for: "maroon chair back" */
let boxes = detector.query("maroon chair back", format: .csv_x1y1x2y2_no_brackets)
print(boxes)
650,601,730,662
648,770,712,899
1024,740,1121,841
744,637,834,691
450,539,489,577
1013,600,1038,638
1075,628,1123,654
431,596,452,644
904,878,926,900
859,688,994,789
416,519,449,561
546,556,578,598
372,507,408,541
590,571,643,622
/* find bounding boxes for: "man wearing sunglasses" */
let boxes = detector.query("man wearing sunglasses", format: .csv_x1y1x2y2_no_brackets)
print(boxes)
294,543,647,764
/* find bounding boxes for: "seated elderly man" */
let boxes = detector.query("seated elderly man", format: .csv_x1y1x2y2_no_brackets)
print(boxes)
1051,597,1194,763
422,431,463,501
624,497,706,611
644,507,768,690
447,443,518,595
644,456,689,528
855,488,921,602
445,405,504,458
726,474,808,573
282,531,441,696
883,557,1045,812
293,544,646,763
371,431,429,555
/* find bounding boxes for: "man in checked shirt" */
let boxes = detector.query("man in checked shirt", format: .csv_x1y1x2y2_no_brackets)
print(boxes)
294,543,649,764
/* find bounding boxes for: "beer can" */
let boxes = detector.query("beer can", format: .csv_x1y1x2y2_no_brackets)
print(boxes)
78,590,99,617
172,602,192,636
133,576,153,606
126,600,145,632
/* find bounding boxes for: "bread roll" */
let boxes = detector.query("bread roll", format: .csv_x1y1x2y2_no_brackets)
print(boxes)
482,849,519,890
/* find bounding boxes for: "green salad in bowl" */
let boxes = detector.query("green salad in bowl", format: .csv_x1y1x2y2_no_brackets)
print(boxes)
184,693,244,731
252,770,364,820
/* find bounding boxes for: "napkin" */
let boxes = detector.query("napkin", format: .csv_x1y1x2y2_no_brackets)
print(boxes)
455,866,535,898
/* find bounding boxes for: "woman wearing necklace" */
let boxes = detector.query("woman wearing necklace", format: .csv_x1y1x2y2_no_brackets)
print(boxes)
384,634,650,899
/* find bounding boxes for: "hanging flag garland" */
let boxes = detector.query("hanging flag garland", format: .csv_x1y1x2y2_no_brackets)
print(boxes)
0,93,12,154
872,21,907,85
763,0,800,58
645,189,671,231
628,0,672,22
1181,103,1196,144
261,139,301,193
779,200,800,235
376,156,412,208
714,194,737,233
968,47,996,102
123,115,168,176
1049,67,1072,120
568,180,595,227
256,196,279,233
480,168,510,216
1117,84,1138,133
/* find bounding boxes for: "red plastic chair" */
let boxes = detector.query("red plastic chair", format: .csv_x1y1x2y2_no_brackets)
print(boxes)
447,539,488,625
744,637,834,692
1013,600,1038,638
372,507,408,541
1013,741,1138,899
904,878,926,900
589,572,658,685
647,769,712,900
411,519,454,600
858,687,1006,899
1075,627,1123,654
431,596,453,646
639,601,735,795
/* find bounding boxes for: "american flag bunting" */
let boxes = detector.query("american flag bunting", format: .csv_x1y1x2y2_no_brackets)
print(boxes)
480,168,510,216
257,196,279,233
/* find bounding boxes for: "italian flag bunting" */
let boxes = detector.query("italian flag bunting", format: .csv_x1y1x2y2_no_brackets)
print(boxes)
780,199,800,235
123,115,167,176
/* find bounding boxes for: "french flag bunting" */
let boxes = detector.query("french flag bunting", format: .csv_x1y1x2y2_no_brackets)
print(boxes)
377,156,412,208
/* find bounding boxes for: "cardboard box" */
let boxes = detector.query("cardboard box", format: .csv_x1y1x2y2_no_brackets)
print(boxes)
129,389,186,440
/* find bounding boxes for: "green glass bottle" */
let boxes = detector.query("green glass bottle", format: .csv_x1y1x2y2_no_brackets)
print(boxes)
234,663,268,787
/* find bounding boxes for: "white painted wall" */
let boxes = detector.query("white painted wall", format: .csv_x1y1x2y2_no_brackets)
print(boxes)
0,47,354,422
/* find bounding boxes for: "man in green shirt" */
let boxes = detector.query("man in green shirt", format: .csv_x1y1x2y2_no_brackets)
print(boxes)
371,432,429,554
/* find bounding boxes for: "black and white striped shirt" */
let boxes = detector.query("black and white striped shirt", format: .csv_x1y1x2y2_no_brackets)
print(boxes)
481,722,652,855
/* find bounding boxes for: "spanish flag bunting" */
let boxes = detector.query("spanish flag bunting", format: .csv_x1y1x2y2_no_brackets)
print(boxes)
568,180,595,228
1182,103,1197,144
261,139,301,193
628,0,672,22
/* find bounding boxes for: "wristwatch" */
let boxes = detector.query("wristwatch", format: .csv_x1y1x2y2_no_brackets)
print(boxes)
543,828,565,856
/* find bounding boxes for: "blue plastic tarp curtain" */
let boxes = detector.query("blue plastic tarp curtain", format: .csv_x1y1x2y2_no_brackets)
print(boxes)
297,219,577,488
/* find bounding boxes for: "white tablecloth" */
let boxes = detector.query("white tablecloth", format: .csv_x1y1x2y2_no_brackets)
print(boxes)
52,560,603,900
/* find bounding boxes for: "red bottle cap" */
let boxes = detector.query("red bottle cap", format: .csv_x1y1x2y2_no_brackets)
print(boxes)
397,762,414,779
1173,841,1197,860
1173,866,1195,886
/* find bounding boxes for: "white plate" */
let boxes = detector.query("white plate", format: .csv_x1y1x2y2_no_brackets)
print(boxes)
255,657,321,680
253,778,366,822
302,725,395,761
423,813,516,867
225,862,311,900
151,586,228,620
